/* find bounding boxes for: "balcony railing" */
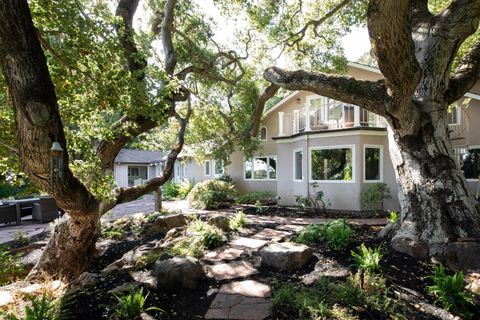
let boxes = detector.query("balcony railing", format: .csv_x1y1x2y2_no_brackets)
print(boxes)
278,104,387,136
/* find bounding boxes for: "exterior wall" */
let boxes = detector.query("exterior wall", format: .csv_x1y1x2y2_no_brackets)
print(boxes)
275,129,400,211
182,158,210,184
114,164,128,188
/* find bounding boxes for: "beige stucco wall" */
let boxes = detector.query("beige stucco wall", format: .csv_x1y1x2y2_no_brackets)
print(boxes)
114,164,128,188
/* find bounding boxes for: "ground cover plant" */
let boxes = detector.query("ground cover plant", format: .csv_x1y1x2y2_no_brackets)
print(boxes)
427,264,475,318
0,292,70,320
235,191,275,204
296,219,352,250
228,211,247,232
0,246,24,285
351,244,384,274
110,288,162,320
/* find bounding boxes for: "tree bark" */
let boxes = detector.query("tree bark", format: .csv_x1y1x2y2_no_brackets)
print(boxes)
29,213,100,279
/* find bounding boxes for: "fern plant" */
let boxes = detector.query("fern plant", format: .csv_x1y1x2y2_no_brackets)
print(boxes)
427,264,474,318
229,211,247,232
351,244,384,274
111,288,162,320
386,211,398,223
1,292,70,320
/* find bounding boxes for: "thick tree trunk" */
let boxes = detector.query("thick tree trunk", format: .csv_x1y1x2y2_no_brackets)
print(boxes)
29,213,100,280
384,109,480,260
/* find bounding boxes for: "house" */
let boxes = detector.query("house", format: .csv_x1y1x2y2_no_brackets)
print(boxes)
177,62,480,210
114,149,164,187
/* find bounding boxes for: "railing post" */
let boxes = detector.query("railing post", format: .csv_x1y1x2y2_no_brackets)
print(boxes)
293,110,299,133
354,106,361,127
304,103,311,131
278,112,285,136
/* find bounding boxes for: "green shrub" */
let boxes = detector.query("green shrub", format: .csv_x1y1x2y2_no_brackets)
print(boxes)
187,180,235,210
387,210,399,223
294,195,312,211
215,174,233,184
169,238,204,258
360,183,391,212
0,246,24,285
229,211,247,232
427,264,474,318
111,288,162,320
187,220,225,249
162,181,180,199
296,224,323,245
14,230,30,246
321,219,352,251
1,292,69,320
177,179,194,199
145,210,171,223
351,244,384,274
235,191,275,204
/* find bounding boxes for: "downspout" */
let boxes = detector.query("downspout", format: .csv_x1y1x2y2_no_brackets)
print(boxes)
306,134,310,198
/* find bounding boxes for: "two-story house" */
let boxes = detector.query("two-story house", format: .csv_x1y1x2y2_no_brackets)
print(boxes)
175,62,480,211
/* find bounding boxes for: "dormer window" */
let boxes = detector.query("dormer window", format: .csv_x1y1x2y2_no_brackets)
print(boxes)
259,126,267,141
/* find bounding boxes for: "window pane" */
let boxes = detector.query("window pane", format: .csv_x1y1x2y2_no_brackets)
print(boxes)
462,149,480,179
244,158,252,179
448,107,458,125
365,147,381,181
254,157,268,179
215,161,223,175
294,151,302,180
328,100,342,121
311,148,353,181
268,157,277,179
205,161,210,175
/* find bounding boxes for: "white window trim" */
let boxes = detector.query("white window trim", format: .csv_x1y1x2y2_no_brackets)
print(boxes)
127,165,149,185
243,155,278,181
259,126,268,141
293,148,303,182
204,160,211,176
363,144,384,183
465,145,480,182
213,160,224,177
447,106,462,126
309,145,356,183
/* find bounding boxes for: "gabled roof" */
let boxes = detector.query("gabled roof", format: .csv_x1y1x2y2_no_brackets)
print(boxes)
115,149,163,164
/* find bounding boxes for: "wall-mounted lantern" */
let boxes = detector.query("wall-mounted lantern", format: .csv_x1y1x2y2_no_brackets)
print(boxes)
50,141,64,189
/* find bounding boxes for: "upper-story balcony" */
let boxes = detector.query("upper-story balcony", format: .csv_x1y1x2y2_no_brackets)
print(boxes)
277,96,387,137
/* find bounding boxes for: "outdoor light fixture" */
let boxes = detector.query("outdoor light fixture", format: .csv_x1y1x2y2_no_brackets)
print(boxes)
296,98,301,104
50,141,64,189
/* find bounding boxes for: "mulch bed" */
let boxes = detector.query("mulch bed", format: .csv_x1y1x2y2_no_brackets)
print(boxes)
57,218,478,320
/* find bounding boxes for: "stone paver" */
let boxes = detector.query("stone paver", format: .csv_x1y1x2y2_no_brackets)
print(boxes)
0,223,49,245
206,261,258,281
229,237,268,250
205,280,272,320
275,224,305,232
202,247,243,262
252,228,292,242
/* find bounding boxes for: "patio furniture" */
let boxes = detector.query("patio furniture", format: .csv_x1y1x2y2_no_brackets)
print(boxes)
32,197,59,223
0,204,19,225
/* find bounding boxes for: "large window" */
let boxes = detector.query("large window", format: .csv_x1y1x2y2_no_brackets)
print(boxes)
364,145,383,182
204,160,211,176
214,160,224,176
311,146,354,182
294,149,303,181
461,148,480,180
128,165,148,186
244,156,277,180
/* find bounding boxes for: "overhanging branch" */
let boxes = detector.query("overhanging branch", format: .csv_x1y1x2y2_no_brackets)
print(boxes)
250,83,280,137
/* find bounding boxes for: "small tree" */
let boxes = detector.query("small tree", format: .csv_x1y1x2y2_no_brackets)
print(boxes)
360,183,391,213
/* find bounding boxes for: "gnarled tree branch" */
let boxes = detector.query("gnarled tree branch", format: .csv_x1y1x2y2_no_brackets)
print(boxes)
250,83,280,137
264,67,387,116
445,41,480,104
162,0,178,75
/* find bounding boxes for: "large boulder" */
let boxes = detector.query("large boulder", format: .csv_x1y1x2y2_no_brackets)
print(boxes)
143,214,188,235
154,256,205,289
444,240,480,272
259,242,312,271
208,215,230,232
391,237,429,260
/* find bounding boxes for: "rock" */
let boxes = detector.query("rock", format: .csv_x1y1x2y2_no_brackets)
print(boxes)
143,214,188,235
0,291,13,307
163,227,185,243
208,215,230,232
444,241,480,272
391,237,429,259
108,282,139,295
102,244,162,274
465,273,480,294
154,256,205,289
19,283,42,294
259,242,312,271
18,248,42,270
130,271,157,289
206,261,258,281
75,272,99,289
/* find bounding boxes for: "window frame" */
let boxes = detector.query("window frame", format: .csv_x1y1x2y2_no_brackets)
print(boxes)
204,160,211,176
243,155,278,181
259,126,268,141
293,148,303,182
363,144,384,183
309,145,356,183
463,145,480,181
447,106,462,126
